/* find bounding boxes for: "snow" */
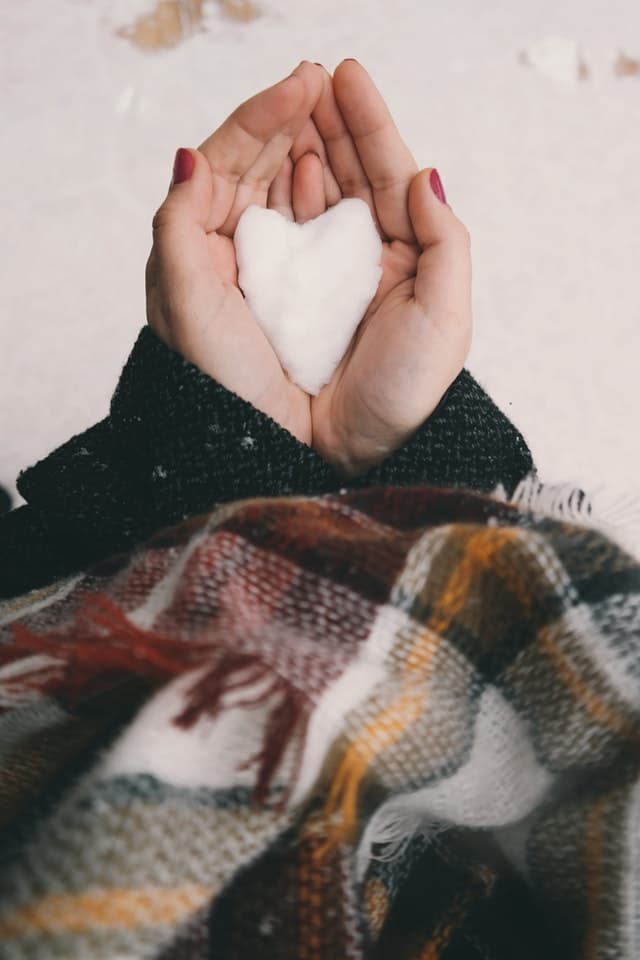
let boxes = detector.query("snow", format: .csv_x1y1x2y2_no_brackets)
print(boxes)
520,35,587,85
235,200,382,396
1,0,639,505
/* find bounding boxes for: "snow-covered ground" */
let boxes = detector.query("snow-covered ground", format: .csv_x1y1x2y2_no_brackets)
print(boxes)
2,0,639,503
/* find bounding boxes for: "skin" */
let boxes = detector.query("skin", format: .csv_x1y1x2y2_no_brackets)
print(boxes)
146,60,472,477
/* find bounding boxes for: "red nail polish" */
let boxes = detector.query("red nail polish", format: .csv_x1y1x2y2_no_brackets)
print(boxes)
172,148,194,186
430,168,447,204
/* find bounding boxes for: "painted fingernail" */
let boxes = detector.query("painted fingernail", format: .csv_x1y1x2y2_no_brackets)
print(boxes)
430,168,447,204
172,148,194,186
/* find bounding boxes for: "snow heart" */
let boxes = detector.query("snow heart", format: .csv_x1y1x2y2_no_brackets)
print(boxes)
234,199,382,396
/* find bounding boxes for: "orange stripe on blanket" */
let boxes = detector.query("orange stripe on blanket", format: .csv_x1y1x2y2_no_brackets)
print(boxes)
417,895,478,959
539,628,640,743
0,884,214,937
583,795,607,960
428,527,525,635
321,680,432,850
319,529,522,853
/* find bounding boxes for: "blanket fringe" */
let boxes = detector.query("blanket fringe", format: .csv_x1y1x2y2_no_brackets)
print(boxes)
355,801,450,880
175,654,310,807
6,594,310,807
5,594,209,705
502,474,640,559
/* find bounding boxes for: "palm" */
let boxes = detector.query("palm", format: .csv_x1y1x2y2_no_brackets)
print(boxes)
323,237,420,412
310,241,428,472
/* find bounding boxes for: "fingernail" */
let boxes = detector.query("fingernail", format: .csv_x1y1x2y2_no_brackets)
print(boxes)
172,148,194,186
430,168,447,204
344,58,358,63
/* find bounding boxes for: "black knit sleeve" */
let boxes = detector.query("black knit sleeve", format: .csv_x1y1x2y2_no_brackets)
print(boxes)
355,370,534,496
0,327,533,597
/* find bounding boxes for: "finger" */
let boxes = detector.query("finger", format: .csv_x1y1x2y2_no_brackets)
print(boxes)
149,148,229,340
290,62,341,205
292,153,326,223
333,59,418,243
221,62,324,234
311,63,377,224
195,74,304,231
267,155,295,220
290,118,342,206
159,147,212,227
409,168,472,359
198,72,304,179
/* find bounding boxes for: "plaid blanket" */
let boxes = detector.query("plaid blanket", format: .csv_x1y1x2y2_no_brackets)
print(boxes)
0,484,639,959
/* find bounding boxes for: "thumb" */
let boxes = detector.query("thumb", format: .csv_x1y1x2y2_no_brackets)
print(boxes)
153,147,213,236
147,147,225,351
408,168,472,363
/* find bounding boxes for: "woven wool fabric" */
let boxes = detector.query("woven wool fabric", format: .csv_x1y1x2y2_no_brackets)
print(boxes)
0,485,639,959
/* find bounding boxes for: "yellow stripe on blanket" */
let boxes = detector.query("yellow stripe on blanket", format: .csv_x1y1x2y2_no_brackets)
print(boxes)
428,527,527,635
321,529,523,851
539,626,640,743
0,884,214,936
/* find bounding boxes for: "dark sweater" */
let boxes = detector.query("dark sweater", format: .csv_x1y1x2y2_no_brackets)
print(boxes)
0,328,534,599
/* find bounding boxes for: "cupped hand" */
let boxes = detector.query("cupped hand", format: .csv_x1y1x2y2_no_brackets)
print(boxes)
294,61,473,476
146,60,472,479
145,62,324,446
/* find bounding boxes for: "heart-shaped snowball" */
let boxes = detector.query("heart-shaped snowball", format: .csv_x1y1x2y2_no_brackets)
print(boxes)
234,198,382,396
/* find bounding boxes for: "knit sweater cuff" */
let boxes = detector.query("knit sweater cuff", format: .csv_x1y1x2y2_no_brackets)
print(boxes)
17,329,340,535
18,327,534,535
355,370,534,496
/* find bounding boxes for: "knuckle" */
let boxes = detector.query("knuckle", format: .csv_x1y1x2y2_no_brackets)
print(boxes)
151,202,172,234
144,249,157,284
453,220,471,249
339,176,369,195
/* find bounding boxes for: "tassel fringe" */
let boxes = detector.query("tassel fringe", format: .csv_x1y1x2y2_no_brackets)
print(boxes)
503,474,640,560
355,801,450,880
5,594,310,808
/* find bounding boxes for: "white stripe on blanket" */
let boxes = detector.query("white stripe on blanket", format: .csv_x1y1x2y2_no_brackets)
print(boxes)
520,529,640,708
356,686,554,879
292,526,453,806
94,665,293,792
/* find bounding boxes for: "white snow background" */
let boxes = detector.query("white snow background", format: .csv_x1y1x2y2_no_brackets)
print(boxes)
1,0,639,503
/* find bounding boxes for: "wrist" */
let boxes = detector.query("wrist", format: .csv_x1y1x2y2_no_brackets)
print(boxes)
312,420,403,479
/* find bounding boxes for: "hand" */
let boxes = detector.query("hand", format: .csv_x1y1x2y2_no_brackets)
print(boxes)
293,61,473,476
145,63,325,446
146,60,472,479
